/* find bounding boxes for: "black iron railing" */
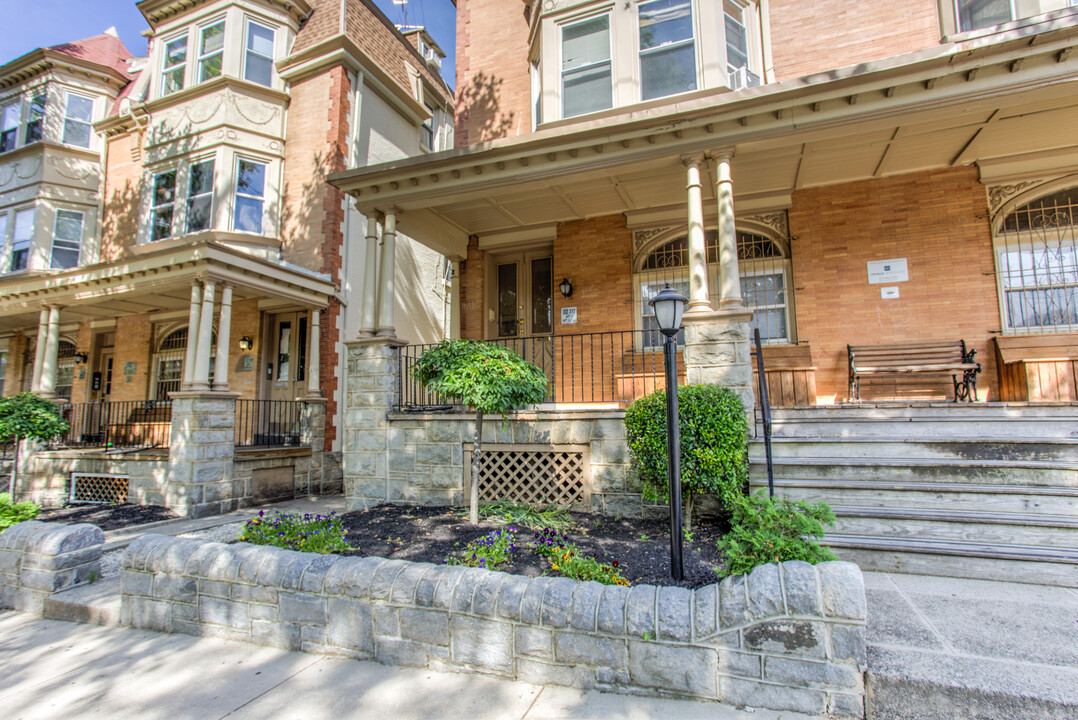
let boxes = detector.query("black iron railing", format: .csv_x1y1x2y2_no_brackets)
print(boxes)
235,400,304,447
55,401,173,449
396,331,682,411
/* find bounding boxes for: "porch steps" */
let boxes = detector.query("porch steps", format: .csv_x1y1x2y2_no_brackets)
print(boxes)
43,576,121,627
748,405,1078,585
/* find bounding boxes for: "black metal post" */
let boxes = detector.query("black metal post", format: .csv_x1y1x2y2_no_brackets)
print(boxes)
753,328,775,498
663,332,684,581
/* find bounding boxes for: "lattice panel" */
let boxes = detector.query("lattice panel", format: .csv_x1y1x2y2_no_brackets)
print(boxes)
465,444,590,508
70,474,129,504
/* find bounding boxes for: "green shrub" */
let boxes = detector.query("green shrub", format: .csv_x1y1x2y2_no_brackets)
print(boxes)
624,384,748,521
0,492,40,532
716,491,837,577
446,527,519,569
239,510,351,554
533,528,630,586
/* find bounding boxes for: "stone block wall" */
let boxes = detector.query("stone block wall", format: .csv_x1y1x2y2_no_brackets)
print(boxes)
167,392,238,518
0,521,103,613
232,449,311,503
120,533,866,717
18,451,169,506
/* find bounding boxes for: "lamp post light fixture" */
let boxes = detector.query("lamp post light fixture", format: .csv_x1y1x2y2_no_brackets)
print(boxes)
649,285,688,581
559,277,573,298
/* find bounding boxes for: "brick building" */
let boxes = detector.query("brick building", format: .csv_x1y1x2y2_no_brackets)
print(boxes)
0,0,454,516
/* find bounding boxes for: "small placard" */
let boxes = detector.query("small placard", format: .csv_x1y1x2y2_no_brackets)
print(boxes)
867,258,909,284
123,362,137,376
881,286,900,299
561,307,578,324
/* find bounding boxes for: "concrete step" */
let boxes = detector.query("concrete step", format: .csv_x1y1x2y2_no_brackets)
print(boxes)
867,643,1078,719
827,506,1078,549
827,535,1078,586
750,478,1078,515
749,456,1078,487
42,576,121,627
751,437,1078,462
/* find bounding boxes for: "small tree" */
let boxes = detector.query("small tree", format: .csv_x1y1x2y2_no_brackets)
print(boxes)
412,340,548,524
0,393,69,497
624,384,748,528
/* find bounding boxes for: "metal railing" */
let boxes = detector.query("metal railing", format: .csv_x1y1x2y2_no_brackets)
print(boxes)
55,401,173,450
396,331,683,411
234,399,304,448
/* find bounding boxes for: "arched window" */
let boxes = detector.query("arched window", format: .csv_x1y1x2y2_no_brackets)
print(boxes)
994,185,1078,332
634,227,794,348
152,327,214,399
56,340,76,400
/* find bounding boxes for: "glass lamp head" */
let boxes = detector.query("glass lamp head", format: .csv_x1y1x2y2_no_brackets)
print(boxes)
649,285,688,337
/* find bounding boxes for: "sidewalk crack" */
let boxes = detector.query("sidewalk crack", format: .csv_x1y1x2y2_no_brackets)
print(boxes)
885,573,958,655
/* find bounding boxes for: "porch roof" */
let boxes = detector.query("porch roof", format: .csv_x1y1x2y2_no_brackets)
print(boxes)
329,17,1078,257
0,240,337,333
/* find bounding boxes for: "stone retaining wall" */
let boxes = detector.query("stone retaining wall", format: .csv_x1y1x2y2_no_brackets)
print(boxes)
19,451,169,506
0,521,103,613
120,533,866,717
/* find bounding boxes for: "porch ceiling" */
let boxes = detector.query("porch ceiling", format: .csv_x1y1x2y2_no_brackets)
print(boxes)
331,22,1078,252
0,241,337,333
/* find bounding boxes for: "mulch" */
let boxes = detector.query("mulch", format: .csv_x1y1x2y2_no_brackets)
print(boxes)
335,504,730,589
37,504,180,531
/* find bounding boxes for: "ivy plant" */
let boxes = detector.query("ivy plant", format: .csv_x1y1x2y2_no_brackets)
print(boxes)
0,393,69,496
716,491,837,577
624,384,748,527
411,340,548,524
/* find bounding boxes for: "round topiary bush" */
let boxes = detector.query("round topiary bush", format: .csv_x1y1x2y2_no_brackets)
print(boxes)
624,384,748,525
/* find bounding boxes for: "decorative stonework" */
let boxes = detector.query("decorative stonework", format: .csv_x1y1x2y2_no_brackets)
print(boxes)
987,180,1040,212
0,521,103,613
632,226,676,256
742,211,789,238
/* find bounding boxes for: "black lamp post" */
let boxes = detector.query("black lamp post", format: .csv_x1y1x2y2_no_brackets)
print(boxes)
649,285,688,581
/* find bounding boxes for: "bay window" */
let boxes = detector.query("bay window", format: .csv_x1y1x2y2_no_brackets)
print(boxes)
244,21,276,87
234,158,266,234
0,101,20,152
10,207,34,272
150,169,177,241
198,21,225,82
25,94,46,144
561,15,612,118
62,93,94,148
185,158,215,233
50,209,84,270
161,35,188,96
639,0,697,101
955,0,1078,32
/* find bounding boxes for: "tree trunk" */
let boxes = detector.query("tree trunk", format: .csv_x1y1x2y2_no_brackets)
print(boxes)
683,491,694,531
8,434,19,498
470,410,484,524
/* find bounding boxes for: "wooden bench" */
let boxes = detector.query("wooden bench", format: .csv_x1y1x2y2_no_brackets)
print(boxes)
995,334,1078,402
848,341,981,402
752,345,817,407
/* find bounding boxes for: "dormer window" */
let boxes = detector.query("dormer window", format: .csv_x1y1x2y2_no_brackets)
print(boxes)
62,93,93,148
0,101,20,152
161,35,188,96
639,0,697,101
243,21,275,87
198,21,226,82
25,94,46,144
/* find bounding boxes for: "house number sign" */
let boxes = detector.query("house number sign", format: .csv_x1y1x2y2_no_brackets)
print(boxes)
561,307,578,324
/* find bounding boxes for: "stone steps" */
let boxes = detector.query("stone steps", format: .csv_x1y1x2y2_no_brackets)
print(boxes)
42,576,121,627
749,455,1078,486
753,437,1078,462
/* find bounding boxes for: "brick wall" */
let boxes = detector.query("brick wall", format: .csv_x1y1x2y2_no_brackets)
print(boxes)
789,167,1000,402
460,236,485,340
227,299,261,400
454,0,532,145
768,0,940,81
69,322,93,403
4,331,28,397
100,131,143,262
110,314,152,402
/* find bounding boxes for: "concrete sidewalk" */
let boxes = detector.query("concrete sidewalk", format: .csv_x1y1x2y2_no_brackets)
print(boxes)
0,612,816,720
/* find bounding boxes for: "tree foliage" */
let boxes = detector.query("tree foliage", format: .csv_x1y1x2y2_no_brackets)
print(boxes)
716,491,837,577
624,384,748,516
0,393,68,444
411,339,549,414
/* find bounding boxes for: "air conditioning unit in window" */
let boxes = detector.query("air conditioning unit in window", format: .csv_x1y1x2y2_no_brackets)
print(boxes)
427,54,442,71
728,66,762,91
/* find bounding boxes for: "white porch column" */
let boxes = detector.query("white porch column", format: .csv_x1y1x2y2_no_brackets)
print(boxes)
38,306,61,396
376,208,397,337
684,154,711,312
191,280,216,391
449,259,461,339
711,149,744,308
359,213,379,336
30,309,48,392
212,284,232,392
307,308,321,396
181,281,203,390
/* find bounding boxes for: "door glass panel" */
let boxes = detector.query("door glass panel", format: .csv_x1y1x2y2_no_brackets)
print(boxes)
531,257,553,335
296,316,308,382
276,322,291,380
498,263,518,336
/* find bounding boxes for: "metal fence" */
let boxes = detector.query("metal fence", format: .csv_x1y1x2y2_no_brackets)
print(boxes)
396,331,681,410
234,399,304,447
55,401,173,449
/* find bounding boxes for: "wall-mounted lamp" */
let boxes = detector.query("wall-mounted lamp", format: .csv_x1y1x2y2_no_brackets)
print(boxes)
239,336,254,351
559,277,573,298
73,351,89,364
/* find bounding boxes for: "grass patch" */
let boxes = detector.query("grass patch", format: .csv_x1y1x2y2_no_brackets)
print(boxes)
477,501,573,530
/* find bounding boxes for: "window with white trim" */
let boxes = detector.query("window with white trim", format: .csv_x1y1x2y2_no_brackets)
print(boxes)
62,93,94,148
954,0,1078,32
161,35,188,96
50,209,84,270
421,104,436,150
150,169,177,241
198,20,226,82
0,213,7,273
234,158,266,234
10,207,34,272
0,100,20,152
185,158,215,233
25,93,46,144
994,186,1078,331
243,21,276,87
561,15,613,119
724,0,760,90
638,0,697,102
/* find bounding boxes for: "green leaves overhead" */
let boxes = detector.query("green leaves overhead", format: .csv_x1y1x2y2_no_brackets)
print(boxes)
411,339,548,414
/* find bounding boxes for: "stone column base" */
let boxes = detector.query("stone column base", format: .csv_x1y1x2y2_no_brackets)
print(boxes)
166,391,239,518
683,308,756,432
300,397,328,495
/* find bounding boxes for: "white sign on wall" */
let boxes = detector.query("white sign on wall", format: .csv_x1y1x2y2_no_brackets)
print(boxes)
867,258,909,284
881,286,900,299
561,307,578,324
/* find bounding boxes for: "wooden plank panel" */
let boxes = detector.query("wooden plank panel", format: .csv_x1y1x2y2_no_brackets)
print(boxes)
793,370,808,406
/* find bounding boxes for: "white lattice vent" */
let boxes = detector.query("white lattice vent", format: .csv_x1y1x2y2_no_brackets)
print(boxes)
70,473,129,504
465,444,591,508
